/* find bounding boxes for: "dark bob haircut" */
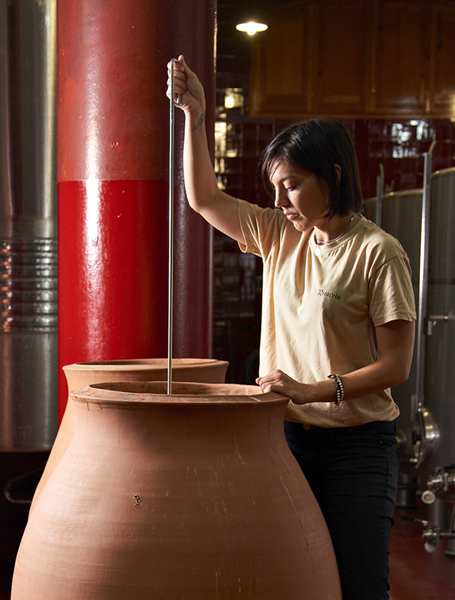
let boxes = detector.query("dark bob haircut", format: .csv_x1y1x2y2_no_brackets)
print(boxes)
260,119,363,220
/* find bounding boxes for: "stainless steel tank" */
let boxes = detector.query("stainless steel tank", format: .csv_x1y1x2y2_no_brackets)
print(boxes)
361,197,377,223
381,189,423,461
423,168,455,468
0,0,57,451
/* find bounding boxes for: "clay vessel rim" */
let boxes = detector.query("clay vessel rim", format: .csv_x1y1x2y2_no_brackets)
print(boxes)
69,382,290,405
63,358,228,372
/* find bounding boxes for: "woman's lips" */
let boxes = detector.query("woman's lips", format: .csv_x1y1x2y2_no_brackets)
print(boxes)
284,212,299,221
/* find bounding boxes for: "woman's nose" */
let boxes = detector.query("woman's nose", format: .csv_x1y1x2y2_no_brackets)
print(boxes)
274,189,288,208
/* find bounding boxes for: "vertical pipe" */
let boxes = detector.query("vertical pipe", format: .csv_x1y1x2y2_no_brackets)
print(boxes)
57,0,216,421
375,163,384,228
413,142,435,467
415,144,435,414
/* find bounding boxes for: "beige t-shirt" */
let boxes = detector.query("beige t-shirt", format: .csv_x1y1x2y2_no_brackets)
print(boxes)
238,199,416,428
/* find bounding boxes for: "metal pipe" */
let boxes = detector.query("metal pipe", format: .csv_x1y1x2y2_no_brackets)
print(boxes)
375,163,384,228
414,142,436,414
412,141,436,467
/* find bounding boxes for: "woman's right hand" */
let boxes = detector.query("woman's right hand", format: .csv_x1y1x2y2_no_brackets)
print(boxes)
166,55,206,123
166,54,244,243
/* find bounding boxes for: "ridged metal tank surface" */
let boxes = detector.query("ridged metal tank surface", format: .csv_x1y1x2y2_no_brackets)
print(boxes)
12,382,342,600
0,239,57,451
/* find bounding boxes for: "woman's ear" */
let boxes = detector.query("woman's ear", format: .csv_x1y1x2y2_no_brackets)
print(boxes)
334,164,342,184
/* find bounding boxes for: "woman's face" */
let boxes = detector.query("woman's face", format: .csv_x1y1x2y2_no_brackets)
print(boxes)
269,160,330,232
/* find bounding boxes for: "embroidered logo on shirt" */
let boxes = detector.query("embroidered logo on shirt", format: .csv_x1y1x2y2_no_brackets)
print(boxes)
318,289,341,300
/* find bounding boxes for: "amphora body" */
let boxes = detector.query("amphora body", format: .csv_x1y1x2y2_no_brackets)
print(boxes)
14,381,341,600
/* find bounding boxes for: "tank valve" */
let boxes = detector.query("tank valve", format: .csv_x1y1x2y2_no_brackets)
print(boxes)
401,515,454,553
421,489,436,504
419,523,441,553
423,529,439,553
408,468,455,554
425,466,455,496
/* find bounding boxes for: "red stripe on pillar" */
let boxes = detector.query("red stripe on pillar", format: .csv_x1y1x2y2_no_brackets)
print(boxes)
58,179,169,421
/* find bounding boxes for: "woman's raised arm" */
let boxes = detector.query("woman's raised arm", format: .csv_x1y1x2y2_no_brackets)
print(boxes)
167,56,244,244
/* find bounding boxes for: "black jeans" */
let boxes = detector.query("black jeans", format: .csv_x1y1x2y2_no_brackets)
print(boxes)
284,420,398,600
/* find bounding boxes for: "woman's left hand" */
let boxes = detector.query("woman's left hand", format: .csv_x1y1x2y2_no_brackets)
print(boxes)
256,370,312,404
255,320,415,406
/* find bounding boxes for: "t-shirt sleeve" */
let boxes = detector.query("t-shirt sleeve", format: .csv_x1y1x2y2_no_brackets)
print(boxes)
369,253,417,326
237,198,283,258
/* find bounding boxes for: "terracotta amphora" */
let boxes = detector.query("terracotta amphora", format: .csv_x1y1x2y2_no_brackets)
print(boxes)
30,358,228,512
13,381,341,600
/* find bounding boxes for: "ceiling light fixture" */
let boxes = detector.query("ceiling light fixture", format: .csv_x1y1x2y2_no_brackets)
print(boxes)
236,21,268,36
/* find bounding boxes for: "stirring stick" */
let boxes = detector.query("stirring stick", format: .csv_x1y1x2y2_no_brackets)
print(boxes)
167,59,176,395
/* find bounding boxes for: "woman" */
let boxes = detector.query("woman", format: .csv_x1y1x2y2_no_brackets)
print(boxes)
167,55,415,600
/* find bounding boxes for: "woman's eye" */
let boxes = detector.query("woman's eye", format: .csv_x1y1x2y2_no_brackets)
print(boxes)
285,186,296,192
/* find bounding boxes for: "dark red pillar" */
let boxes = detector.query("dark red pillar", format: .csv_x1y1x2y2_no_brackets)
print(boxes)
57,0,216,421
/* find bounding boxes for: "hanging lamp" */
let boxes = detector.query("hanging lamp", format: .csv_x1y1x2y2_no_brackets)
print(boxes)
235,1,268,36
236,21,268,35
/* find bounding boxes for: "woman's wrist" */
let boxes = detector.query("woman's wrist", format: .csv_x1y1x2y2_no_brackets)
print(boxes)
292,379,340,405
184,97,206,130
188,109,206,132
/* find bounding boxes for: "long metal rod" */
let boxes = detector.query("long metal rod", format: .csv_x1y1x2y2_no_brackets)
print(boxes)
167,59,176,395
375,163,384,228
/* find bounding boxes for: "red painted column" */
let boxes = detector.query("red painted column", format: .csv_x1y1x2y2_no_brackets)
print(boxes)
57,0,216,421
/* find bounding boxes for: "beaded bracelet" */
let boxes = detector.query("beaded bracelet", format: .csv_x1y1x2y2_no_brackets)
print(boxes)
327,374,344,406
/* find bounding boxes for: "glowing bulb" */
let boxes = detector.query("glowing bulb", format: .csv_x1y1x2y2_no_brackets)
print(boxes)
236,21,268,36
